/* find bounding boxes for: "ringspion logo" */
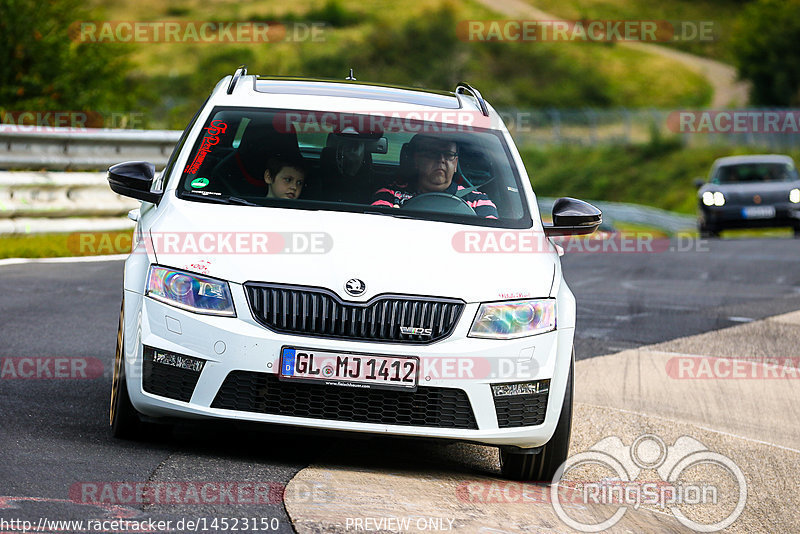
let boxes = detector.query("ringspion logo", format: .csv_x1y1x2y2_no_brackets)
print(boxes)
551,434,747,532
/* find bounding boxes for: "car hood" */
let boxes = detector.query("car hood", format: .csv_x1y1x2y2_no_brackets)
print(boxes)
146,201,556,303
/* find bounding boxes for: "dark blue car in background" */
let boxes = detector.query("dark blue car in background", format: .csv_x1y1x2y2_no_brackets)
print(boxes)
696,155,800,237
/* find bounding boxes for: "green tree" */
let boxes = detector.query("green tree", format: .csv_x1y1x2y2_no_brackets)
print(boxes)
0,0,140,119
731,0,800,106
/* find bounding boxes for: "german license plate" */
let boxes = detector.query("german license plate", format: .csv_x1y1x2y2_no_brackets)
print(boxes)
279,347,418,390
742,206,775,219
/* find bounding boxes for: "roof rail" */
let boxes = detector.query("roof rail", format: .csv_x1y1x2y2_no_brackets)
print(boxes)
455,82,489,117
227,65,248,95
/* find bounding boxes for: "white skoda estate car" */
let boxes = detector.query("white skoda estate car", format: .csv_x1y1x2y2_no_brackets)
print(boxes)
108,67,601,481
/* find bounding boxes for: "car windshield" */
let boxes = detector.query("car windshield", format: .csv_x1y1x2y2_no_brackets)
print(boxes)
176,107,531,228
712,162,799,184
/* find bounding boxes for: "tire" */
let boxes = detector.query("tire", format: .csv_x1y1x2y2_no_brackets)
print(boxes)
793,226,800,238
500,351,573,482
698,223,720,238
110,298,142,439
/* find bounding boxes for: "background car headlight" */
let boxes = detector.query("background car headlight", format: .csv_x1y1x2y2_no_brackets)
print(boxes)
713,191,725,206
146,266,235,316
702,191,715,206
469,299,555,339
790,188,800,203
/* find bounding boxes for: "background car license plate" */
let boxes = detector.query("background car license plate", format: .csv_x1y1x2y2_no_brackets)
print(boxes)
742,206,776,219
280,347,418,390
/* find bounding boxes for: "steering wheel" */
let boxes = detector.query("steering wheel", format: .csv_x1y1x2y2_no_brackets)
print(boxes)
207,148,237,179
400,192,476,216
203,149,272,197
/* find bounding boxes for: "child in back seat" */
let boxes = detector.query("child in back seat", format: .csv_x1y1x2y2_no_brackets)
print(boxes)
264,155,306,199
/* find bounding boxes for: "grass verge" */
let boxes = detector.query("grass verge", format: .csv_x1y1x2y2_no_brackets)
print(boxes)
0,231,132,259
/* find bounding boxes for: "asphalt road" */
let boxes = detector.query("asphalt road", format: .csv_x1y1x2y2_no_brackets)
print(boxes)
1,237,799,532
565,237,800,357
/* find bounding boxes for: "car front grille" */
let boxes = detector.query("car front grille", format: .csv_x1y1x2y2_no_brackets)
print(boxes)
494,392,549,428
244,283,464,344
210,371,478,429
722,190,787,205
142,347,203,402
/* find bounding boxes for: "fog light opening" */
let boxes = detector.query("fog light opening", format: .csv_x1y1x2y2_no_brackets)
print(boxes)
150,348,205,372
492,379,550,397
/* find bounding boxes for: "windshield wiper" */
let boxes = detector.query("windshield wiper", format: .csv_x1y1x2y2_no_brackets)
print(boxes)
183,192,260,206
228,196,260,206
363,210,414,219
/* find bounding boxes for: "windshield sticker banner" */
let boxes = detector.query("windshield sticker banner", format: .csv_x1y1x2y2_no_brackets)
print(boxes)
184,120,227,175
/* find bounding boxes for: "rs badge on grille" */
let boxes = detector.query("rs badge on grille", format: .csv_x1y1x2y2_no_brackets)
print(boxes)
400,326,433,336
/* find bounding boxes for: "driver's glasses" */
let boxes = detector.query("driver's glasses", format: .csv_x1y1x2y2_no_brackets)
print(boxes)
418,149,458,162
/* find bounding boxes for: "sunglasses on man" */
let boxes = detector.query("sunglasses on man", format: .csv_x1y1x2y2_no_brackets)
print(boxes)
417,149,458,162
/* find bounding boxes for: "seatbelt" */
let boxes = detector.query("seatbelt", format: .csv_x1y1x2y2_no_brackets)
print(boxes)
455,184,482,198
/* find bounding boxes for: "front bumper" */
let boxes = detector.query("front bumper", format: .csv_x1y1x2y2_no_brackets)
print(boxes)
700,203,800,229
121,281,576,450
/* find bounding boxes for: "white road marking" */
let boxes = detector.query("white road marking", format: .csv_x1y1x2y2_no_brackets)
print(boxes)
0,254,127,267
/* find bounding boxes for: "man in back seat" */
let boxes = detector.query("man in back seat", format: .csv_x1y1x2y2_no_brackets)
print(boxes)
320,135,373,204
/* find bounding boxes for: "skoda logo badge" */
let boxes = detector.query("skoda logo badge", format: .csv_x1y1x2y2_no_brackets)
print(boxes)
345,278,366,297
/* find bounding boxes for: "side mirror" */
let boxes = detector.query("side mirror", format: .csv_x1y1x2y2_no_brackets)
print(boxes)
544,197,602,236
107,161,162,204
693,178,705,188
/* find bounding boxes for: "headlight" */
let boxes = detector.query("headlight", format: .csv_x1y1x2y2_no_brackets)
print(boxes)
702,191,715,206
790,188,800,203
713,191,725,206
146,266,235,316
468,299,556,339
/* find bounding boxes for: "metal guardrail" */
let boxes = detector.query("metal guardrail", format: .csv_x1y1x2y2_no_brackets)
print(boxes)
0,126,180,170
0,172,137,219
0,216,135,236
